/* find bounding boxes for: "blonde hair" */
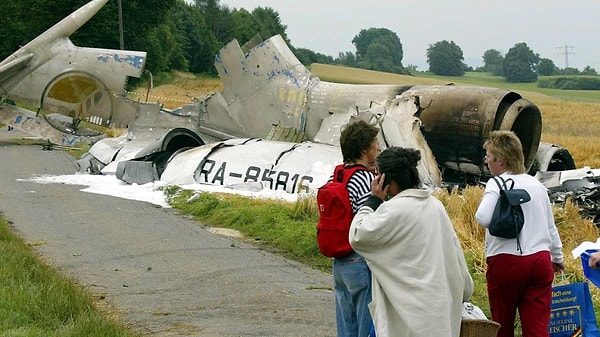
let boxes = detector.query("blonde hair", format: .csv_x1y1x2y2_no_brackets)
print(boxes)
483,130,526,174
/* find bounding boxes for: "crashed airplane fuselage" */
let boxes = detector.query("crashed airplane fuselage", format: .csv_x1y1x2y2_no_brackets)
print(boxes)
0,0,575,195
89,33,560,191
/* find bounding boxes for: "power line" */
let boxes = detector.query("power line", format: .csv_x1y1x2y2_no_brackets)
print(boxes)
556,43,575,68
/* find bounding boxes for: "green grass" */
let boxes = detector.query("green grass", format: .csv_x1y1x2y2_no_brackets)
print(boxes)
418,71,600,103
0,215,136,337
162,186,331,271
309,64,600,103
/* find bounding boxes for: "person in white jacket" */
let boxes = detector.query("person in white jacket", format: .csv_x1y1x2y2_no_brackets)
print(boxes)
475,130,564,337
349,146,474,337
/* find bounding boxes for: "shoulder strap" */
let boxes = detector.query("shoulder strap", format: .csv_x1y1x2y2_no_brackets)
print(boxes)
333,164,345,183
492,176,515,190
334,164,367,184
503,178,515,190
492,176,503,190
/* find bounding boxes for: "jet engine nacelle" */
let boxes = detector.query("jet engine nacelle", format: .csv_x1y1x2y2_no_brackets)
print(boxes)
402,85,542,181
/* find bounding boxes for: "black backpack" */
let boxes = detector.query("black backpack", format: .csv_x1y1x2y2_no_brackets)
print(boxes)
489,176,531,252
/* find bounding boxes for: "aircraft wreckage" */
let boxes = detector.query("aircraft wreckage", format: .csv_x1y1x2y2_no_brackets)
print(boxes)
1,0,598,223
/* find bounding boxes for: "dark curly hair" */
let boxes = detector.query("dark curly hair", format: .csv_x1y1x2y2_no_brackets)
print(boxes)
376,147,421,190
339,120,379,163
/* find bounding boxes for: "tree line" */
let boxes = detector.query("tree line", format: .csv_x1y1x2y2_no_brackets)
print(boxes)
0,0,597,85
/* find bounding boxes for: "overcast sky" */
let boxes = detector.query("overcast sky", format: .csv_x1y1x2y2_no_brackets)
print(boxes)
217,0,600,72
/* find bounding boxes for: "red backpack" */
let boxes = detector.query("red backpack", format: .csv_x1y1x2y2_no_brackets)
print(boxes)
316,164,367,258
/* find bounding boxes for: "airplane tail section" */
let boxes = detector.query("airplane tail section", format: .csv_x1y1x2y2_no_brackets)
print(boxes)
0,0,146,144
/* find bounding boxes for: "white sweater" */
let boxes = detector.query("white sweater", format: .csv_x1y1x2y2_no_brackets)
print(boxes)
475,173,564,263
350,188,474,337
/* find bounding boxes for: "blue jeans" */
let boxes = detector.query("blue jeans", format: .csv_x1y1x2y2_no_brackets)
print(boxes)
333,252,372,337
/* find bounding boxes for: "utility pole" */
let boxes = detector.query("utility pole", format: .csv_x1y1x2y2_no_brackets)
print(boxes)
557,43,575,68
118,0,124,50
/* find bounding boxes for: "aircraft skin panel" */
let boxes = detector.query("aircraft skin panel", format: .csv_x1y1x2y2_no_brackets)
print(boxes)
267,141,344,193
196,92,242,137
214,35,314,138
212,35,418,143
161,138,341,194
104,132,172,172
529,142,575,174
379,94,442,186
161,140,251,185
0,54,34,86
304,82,409,139
98,126,205,177
129,102,199,132
0,102,105,146
87,134,130,166
312,112,355,146
192,139,299,185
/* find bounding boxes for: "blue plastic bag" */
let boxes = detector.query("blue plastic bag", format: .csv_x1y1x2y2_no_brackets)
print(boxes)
581,250,600,288
550,282,600,337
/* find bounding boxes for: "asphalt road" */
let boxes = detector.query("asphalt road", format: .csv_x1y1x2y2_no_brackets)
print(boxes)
0,129,336,336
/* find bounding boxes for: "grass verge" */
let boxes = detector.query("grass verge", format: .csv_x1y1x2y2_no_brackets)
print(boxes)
162,184,600,321
0,215,136,337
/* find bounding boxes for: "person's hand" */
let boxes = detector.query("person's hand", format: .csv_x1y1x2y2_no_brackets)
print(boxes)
589,252,600,269
552,262,565,273
371,173,389,201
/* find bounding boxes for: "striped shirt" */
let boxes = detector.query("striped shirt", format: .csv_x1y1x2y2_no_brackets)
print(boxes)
347,170,375,214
